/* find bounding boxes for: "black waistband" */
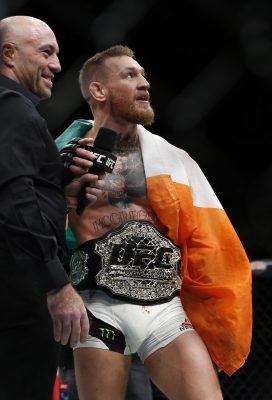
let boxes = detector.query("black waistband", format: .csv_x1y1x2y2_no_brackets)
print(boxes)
69,238,102,290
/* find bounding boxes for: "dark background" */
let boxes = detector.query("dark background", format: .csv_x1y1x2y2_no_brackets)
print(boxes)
2,0,272,261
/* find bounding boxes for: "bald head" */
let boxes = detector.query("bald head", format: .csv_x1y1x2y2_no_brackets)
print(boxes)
0,16,54,47
0,15,61,99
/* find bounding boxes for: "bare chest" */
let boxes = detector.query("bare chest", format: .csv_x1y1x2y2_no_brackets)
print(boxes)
69,146,164,244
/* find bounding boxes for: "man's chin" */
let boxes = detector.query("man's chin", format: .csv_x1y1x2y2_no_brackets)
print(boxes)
137,111,155,126
40,89,52,100
129,107,154,126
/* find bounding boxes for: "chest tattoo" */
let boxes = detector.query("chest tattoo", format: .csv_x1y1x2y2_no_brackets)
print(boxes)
102,133,146,209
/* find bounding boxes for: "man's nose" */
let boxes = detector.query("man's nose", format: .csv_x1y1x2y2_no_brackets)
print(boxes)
139,74,150,89
49,55,61,73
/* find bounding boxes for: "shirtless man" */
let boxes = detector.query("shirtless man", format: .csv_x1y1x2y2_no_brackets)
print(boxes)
56,45,252,400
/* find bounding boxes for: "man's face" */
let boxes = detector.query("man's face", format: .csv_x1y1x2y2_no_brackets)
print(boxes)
12,25,61,99
105,56,155,126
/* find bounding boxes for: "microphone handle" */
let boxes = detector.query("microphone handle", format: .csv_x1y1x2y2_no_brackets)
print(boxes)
76,165,101,216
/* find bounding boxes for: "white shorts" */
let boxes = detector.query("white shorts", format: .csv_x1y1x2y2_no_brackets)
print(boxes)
75,289,194,361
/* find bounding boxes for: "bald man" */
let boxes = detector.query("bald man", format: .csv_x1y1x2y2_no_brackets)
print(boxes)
0,15,102,400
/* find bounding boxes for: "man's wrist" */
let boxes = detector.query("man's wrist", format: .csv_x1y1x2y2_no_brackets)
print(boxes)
47,282,70,296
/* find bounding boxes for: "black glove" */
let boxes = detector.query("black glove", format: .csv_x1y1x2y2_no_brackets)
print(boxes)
59,137,84,186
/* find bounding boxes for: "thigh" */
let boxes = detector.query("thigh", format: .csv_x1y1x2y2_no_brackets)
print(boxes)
137,296,194,361
74,348,131,400
144,331,223,400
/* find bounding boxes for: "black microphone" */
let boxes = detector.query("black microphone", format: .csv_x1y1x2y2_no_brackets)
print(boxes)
76,127,117,216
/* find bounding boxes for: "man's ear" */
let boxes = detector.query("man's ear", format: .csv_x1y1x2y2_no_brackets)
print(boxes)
1,43,16,67
89,81,107,102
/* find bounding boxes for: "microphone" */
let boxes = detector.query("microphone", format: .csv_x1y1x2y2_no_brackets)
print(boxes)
76,127,117,216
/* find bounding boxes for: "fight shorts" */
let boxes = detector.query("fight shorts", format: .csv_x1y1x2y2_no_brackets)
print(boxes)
70,220,182,304
74,289,194,361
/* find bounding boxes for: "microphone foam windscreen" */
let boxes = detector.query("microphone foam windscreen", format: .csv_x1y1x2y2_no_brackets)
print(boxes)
94,127,117,151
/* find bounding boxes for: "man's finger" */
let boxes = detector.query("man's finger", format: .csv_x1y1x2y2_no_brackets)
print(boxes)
52,319,62,343
68,319,82,348
80,311,90,344
60,320,72,346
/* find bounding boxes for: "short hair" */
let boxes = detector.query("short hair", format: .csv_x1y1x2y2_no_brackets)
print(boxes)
79,45,135,101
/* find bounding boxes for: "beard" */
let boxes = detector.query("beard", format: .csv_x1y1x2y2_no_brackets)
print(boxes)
109,93,155,126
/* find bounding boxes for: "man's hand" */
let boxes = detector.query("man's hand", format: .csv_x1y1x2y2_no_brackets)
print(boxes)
47,284,89,347
68,137,96,175
64,172,104,209
61,137,104,209
60,137,96,178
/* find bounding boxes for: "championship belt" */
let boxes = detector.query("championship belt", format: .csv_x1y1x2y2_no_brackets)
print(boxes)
70,220,182,303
